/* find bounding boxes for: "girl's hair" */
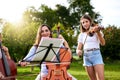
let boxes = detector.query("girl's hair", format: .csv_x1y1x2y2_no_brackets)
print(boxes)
80,14,92,32
34,24,52,46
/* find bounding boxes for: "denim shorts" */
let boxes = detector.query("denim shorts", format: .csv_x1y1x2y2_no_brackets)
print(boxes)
83,49,104,66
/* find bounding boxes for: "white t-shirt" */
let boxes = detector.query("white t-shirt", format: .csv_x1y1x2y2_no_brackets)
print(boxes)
77,31,104,50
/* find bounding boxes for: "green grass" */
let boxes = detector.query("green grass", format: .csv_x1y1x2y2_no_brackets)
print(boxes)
16,56,120,80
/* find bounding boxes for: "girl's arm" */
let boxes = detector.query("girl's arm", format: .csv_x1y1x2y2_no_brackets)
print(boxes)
2,46,11,59
92,25,105,46
76,42,83,57
58,35,72,58
96,31,105,46
19,46,37,66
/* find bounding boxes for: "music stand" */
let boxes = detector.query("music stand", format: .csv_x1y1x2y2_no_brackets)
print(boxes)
32,37,64,64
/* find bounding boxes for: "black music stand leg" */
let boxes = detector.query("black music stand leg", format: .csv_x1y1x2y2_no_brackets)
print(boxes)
40,43,53,65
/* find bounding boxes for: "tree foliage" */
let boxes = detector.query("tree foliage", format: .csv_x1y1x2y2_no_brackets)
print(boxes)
2,22,40,61
101,25,120,60
67,0,101,26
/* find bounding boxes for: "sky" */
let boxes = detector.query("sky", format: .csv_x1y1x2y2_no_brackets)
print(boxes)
91,0,120,27
0,0,120,27
0,0,68,23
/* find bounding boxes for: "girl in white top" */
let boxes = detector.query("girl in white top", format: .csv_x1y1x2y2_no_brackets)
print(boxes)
76,14,105,80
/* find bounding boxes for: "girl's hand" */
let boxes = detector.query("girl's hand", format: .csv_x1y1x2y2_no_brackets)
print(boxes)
58,34,66,42
2,46,9,53
18,61,29,67
58,34,64,39
76,50,82,57
0,72,4,79
2,46,11,59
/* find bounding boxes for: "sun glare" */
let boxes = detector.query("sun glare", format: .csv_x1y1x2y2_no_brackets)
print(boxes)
1,13,21,24
0,0,68,24
5,13,23,23
0,0,25,24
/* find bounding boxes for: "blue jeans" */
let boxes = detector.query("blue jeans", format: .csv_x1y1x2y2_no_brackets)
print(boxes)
83,49,104,66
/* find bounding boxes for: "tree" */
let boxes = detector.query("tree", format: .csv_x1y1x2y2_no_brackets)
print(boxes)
23,5,59,28
2,21,40,61
101,25,120,60
55,4,73,27
67,0,101,26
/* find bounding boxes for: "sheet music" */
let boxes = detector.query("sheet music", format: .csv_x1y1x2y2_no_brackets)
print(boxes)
32,37,64,61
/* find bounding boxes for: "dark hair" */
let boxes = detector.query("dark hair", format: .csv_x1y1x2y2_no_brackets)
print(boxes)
80,14,92,32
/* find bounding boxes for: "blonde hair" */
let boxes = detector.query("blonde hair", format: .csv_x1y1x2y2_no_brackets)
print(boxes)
80,14,92,32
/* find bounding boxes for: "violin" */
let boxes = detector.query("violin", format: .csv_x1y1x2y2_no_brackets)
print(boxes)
88,24,104,37
43,25,72,80
0,42,17,80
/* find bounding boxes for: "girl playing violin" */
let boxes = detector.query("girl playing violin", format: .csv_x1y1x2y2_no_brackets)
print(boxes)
76,14,105,80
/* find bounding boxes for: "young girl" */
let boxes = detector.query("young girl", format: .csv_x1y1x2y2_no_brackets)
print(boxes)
19,24,76,80
76,14,105,80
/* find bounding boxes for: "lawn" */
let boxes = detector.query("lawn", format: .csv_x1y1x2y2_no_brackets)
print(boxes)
16,56,120,80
